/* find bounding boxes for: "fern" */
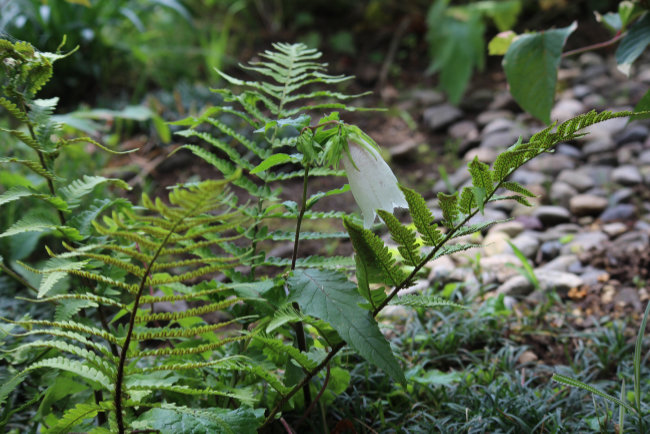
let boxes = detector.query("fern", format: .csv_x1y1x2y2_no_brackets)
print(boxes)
3,179,276,432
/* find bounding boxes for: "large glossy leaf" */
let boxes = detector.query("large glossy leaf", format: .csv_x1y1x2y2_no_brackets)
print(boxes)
616,13,650,76
287,268,405,384
503,22,577,124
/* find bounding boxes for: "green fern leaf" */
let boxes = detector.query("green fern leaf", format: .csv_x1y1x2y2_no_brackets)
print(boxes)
389,294,466,310
10,340,116,376
377,210,421,267
458,187,475,215
0,185,68,211
59,175,130,209
400,186,443,246
468,157,493,194
0,156,58,180
0,97,29,123
43,402,103,434
344,219,408,286
437,192,459,228
26,356,111,388
127,385,256,406
0,213,82,240
500,180,536,197
253,334,317,370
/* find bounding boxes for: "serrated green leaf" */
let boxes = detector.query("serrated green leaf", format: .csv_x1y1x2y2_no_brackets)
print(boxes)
132,405,263,434
288,269,405,384
0,213,82,240
504,22,577,124
400,186,443,246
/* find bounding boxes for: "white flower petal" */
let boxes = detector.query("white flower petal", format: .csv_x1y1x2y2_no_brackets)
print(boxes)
342,141,407,228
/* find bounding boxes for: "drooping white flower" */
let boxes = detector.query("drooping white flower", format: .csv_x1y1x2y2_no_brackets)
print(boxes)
341,139,408,228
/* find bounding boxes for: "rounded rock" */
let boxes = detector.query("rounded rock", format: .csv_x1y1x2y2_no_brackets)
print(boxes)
569,194,609,216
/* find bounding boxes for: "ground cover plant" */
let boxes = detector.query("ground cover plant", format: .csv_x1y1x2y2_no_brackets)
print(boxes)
2,32,649,433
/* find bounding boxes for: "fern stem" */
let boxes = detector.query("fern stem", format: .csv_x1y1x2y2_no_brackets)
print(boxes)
114,214,186,433
0,261,38,293
291,164,312,407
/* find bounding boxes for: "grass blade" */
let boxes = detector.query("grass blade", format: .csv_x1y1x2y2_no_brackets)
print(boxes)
552,373,636,414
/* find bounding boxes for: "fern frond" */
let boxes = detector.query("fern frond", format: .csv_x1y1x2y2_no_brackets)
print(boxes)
134,335,248,358
0,156,58,180
12,329,115,358
7,318,120,344
400,186,443,246
344,219,408,286
0,213,81,240
390,294,466,310
264,230,348,241
9,340,116,376
377,210,421,267
0,97,29,123
59,175,130,208
263,255,355,269
43,402,104,434
437,192,459,228
0,185,69,210
139,286,230,304
126,384,255,405
17,293,128,311
25,356,111,388
132,321,244,341
134,298,240,323
252,334,317,370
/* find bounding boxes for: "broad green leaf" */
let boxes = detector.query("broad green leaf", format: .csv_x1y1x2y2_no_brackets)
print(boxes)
488,31,517,55
132,405,263,434
288,269,405,384
249,153,294,174
503,22,577,124
617,13,650,76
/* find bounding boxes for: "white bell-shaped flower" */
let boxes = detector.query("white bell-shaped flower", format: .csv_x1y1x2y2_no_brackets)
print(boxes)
341,139,407,228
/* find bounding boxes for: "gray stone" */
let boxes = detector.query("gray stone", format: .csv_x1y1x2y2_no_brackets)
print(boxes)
467,207,508,227
480,129,525,149
539,254,580,272
580,267,609,286
477,110,514,126
480,254,521,283
579,52,604,66
483,118,516,135
602,222,628,237
583,93,607,110
449,120,479,141
612,230,649,251
497,270,583,296
572,84,593,99
427,255,456,282
488,221,525,238
639,149,650,164
411,89,445,106
551,99,585,122
588,152,618,166
510,169,548,186
423,104,463,131
525,153,575,176
533,206,572,226
615,125,649,145
538,223,582,242
556,143,583,159
582,165,614,187
539,240,562,260
516,215,544,231
583,137,616,155
600,204,637,222
434,169,470,193
482,230,511,256
550,182,577,208
569,194,609,216
463,147,498,163
612,165,643,185
611,187,634,204
560,231,608,255
510,232,540,258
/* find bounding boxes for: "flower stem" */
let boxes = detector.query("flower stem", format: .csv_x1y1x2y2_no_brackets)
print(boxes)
562,31,626,58
290,164,311,407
